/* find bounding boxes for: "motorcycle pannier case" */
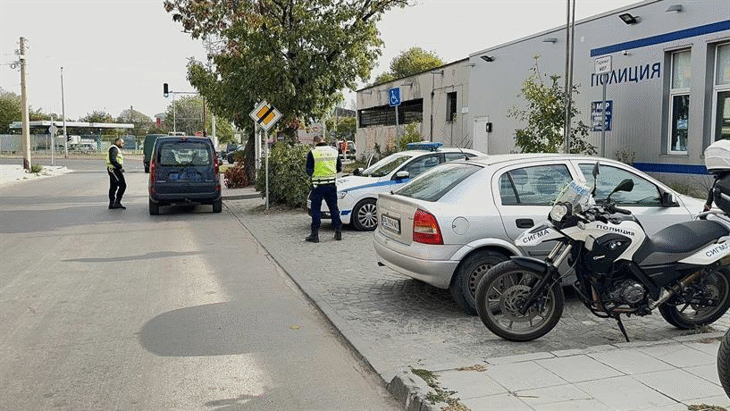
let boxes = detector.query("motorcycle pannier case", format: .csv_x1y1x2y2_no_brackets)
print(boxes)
705,140,730,213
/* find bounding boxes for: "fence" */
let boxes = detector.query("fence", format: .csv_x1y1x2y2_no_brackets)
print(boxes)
0,134,141,155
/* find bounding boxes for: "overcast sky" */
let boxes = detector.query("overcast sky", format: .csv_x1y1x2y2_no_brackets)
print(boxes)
0,0,637,121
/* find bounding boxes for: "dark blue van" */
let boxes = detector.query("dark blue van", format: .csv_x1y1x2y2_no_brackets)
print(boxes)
148,136,221,215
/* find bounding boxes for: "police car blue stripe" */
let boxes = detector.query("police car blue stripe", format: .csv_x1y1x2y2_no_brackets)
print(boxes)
341,178,410,194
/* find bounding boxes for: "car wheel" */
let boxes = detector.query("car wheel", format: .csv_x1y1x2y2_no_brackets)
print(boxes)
149,199,160,215
451,250,509,315
212,199,222,213
352,198,377,231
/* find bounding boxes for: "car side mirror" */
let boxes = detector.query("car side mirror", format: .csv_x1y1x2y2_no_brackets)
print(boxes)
661,191,679,206
394,170,410,180
353,168,362,176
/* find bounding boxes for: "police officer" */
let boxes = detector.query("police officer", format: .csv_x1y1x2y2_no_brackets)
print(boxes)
106,137,126,209
306,135,342,242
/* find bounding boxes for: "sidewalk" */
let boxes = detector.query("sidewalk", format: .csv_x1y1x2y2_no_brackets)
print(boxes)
224,193,730,411
221,184,261,200
390,333,727,411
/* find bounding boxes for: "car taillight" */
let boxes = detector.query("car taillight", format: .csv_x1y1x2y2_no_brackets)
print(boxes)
413,209,443,245
214,152,219,174
149,158,156,193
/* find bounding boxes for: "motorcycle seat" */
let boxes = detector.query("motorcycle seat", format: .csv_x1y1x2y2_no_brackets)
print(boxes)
633,220,729,266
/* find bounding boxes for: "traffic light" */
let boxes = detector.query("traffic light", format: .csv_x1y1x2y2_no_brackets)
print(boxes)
163,83,169,97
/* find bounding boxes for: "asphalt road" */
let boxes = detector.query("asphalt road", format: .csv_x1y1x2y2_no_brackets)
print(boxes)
0,158,399,410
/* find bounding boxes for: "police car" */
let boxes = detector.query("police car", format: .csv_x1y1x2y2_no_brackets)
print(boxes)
308,142,483,231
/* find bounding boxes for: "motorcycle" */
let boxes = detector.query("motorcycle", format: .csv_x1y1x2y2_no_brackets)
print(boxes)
475,162,730,342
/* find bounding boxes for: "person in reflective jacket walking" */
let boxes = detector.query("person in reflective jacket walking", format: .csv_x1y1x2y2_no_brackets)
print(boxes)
106,137,126,209
305,136,342,242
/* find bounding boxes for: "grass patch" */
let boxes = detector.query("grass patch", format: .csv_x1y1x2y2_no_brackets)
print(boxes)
410,367,468,410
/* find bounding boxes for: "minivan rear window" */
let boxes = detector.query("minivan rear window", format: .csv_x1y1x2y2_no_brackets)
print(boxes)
395,162,481,202
158,141,211,166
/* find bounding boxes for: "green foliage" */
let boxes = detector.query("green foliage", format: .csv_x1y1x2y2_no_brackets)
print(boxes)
30,164,42,174
254,143,311,208
164,96,204,135
396,123,424,151
509,57,596,155
0,90,21,134
324,116,356,142
79,110,114,123
373,46,444,85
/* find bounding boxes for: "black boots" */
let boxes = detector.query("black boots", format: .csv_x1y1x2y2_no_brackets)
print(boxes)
305,230,319,243
334,228,342,241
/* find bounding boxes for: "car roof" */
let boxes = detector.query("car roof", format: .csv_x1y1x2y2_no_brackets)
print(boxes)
156,136,212,143
464,153,622,167
398,148,482,156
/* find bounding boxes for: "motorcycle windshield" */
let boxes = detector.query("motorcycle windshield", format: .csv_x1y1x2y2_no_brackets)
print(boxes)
554,179,591,214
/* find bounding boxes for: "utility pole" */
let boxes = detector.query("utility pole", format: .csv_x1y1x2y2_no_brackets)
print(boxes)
563,0,576,154
61,67,68,158
19,37,31,170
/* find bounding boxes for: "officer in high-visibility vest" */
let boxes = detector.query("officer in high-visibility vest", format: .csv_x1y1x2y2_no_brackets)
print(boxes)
106,137,126,209
305,135,342,242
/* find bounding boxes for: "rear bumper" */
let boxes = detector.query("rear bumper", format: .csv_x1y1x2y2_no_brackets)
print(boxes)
150,190,221,205
372,229,459,289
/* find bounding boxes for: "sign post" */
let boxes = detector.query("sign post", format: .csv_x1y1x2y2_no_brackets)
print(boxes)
249,101,282,210
594,56,612,157
49,119,57,166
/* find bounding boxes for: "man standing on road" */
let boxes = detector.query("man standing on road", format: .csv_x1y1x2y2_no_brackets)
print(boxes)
306,135,342,243
106,137,126,210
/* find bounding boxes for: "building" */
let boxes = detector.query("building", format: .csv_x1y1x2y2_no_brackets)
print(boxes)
356,0,730,181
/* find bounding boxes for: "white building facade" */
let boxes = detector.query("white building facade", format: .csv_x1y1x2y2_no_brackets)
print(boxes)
356,0,730,179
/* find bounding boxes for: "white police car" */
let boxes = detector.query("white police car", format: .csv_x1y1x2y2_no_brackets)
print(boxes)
308,142,483,231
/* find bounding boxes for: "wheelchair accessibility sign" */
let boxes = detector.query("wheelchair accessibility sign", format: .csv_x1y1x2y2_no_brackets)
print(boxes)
388,87,401,107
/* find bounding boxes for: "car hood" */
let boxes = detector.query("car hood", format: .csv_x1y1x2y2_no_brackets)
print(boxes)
678,194,706,214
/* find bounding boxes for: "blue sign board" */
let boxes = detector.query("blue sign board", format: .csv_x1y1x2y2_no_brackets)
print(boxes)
591,100,613,132
388,87,401,107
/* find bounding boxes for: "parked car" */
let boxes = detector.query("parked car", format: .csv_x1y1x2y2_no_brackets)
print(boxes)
143,134,166,173
148,136,222,215
373,154,707,315
308,142,483,231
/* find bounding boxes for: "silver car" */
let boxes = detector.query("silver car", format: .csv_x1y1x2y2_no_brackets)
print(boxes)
373,154,706,315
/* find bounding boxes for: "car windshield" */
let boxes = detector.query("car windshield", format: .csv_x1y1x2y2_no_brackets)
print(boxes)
158,142,211,166
360,152,413,177
395,162,481,202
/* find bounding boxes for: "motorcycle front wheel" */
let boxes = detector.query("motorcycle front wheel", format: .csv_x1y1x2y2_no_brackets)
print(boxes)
475,261,564,342
659,267,730,329
718,328,730,398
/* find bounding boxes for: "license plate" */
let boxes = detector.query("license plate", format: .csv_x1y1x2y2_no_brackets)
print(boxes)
381,214,401,234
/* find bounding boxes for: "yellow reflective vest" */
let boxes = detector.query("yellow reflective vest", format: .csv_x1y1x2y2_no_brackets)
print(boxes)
311,145,338,186
106,145,124,170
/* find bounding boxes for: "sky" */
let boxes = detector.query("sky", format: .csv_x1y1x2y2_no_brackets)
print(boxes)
0,0,638,122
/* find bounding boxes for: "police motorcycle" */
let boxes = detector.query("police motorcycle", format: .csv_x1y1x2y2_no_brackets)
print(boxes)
475,159,730,342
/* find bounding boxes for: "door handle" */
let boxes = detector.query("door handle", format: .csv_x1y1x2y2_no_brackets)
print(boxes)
516,218,534,229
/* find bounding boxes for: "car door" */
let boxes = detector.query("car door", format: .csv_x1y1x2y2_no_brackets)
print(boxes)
493,161,575,257
574,161,694,236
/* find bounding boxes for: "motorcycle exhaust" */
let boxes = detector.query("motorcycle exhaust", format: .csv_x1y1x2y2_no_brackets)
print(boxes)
648,271,702,310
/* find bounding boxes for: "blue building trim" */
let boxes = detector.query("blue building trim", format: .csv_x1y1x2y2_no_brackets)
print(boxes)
591,20,730,57
632,162,707,175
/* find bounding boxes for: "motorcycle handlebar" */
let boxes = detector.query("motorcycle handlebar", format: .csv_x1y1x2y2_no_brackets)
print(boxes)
607,204,632,215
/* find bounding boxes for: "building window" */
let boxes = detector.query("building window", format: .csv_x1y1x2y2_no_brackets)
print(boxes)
358,99,423,128
714,43,730,142
669,50,691,153
446,92,457,122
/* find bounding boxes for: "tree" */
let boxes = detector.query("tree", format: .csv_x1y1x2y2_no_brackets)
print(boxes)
0,90,21,134
372,46,444,85
164,0,410,185
163,96,204,135
79,110,114,123
325,116,356,142
509,57,596,155
117,108,154,137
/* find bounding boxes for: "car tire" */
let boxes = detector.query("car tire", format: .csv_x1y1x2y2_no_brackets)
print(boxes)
144,164,149,173
352,198,378,231
149,199,160,215
212,199,222,213
450,250,509,315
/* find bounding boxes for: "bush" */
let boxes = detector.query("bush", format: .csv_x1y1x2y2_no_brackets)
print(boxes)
255,143,311,208
224,164,249,188
30,164,42,174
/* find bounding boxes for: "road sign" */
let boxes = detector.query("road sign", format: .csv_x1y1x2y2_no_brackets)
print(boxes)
249,100,282,131
595,55,612,75
388,87,401,107
591,100,613,131
49,124,58,135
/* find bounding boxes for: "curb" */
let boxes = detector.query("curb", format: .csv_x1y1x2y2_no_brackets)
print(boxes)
222,193,261,200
